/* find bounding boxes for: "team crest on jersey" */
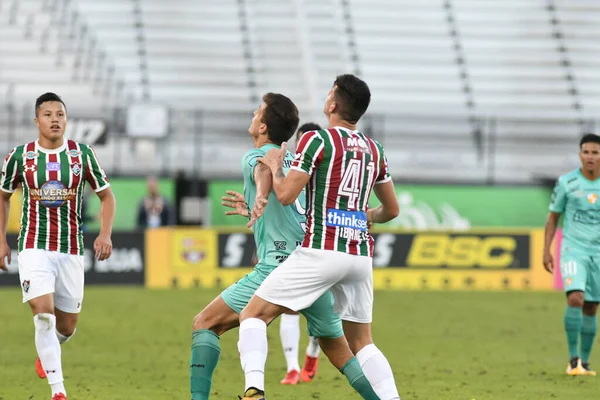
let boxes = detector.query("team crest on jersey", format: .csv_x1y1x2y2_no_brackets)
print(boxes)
68,150,82,158
23,165,37,173
71,162,82,176
22,280,30,293
588,193,598,204
24,151,38,160
565,278,573,287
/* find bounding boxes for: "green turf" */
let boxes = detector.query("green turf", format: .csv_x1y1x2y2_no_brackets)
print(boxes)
0,288,598,399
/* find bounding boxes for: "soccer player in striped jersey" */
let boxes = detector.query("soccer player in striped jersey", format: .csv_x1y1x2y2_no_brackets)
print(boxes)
0,93,116,400
190,94,378,400
279,122,323,385
237,74,401,400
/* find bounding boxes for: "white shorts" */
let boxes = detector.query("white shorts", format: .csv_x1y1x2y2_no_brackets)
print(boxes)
18,249,85,313
255,247,374,323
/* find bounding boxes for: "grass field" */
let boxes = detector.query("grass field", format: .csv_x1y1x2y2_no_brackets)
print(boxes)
1,288,599,400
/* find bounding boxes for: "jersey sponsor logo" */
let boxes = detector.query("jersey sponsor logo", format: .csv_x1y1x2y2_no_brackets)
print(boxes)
23,165,37,173
69,150,82,158
46,162,61,171
31,180,77,208
326,209,368,231
343,137,371,154
71,162,82,176
573,209,600,224
274,241,287,250
24,151,38,160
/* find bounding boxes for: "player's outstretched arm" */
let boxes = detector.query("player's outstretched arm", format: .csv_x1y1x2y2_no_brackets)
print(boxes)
247,164,272,227
368,180,400,224
94,187,115,261
258,143,310,206
0,190,12,270
543,211,561,273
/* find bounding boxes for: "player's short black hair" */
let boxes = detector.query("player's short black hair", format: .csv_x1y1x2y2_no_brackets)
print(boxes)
296,122,322,141
35,92,66,116
262,93,299,145
580,133,600,148
298,122,321,134
332,74,371,124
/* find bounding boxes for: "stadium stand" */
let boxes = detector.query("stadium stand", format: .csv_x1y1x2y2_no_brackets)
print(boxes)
0,0,597,182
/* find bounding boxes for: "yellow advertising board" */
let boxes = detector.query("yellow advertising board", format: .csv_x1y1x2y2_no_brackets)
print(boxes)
145,228,554,291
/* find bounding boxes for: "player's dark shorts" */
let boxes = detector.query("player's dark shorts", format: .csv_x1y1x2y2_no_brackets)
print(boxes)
221,266,344,339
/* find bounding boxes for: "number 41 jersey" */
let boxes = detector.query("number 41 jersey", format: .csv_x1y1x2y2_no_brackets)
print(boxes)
291,127,391,257
0,140,110,255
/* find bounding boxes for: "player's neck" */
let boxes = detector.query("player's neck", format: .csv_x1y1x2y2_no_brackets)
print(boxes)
580,168,600,181
254,136,273,148
37,136,64,150
328,115,356,131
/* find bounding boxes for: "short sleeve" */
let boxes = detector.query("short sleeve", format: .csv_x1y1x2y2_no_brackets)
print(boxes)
85,145,110,192
549,178,566,213
291,130,324,176
375,141,392,184
242,148,264,184
0,148,21,193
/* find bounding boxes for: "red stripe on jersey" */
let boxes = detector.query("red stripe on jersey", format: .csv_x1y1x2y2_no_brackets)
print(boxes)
47,153,59,251
323,129,344,251
23,142,37,249
302,140,325,249
68,140,83,255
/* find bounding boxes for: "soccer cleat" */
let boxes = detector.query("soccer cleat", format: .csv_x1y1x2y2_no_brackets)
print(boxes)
581,362,597,376
51,393,67,400
566,356,586,376
35,357,46,379
280,369,300,385
301,355,319,382
238,387,266,399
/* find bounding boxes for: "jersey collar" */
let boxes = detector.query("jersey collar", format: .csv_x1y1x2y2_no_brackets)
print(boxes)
35,139,67,154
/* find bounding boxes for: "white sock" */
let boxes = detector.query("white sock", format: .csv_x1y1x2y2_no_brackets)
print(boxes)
239,318,268,392
280,314,301,372
34,314,66,396
306,336,321,358
356,344,400,400
56,328,76,344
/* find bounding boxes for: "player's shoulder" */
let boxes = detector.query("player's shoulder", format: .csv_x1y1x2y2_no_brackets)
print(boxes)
557,169,581,185
242,147,265,160
241,148,265,169
5,143,29,161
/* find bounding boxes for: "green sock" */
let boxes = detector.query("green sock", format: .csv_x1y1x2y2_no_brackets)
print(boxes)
581,315,598,363
190,329,221,400
340,357,380,400
564,306,583,359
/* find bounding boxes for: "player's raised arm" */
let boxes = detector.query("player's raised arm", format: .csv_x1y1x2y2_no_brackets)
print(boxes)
259,136,316,205
247,163,272,227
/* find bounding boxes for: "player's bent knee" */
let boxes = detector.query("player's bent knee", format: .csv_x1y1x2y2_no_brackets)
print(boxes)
567,291,585,308
192,311,231,335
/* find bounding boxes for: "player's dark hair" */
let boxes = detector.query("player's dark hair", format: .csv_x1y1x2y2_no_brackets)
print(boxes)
296,122,322,141
580,133,600,148
35,92,66,116
262,93,299,145
332,74,371,124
